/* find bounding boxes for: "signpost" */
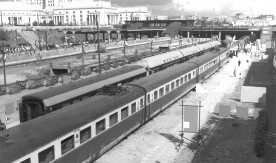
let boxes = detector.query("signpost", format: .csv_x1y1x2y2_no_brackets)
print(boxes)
175,100,204,152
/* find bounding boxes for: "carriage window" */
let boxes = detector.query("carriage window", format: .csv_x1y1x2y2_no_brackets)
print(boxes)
80,126,91,144
180,77,184,84
154,91,158,100
140,98,144,109
109,112,118,127
165,84,170,93
200,67,203,73
171,82,175,90
39,145,55,163
121,107,129,120
61,135,74,155
184,75,187,82
176,79,180,87
131,102,136,114
96,119,105,135
188,73,191,80
147,94,150,103
21,158,31,163
193,71,195,76
159,87,164,97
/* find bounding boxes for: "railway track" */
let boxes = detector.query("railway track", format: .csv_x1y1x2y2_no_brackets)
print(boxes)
0,38,185,68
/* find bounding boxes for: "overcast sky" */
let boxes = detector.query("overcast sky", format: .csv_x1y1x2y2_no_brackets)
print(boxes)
0,0,275,17
111,0,276,16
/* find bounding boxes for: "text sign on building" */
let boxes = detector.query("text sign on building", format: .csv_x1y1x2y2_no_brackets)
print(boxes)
183,106,200,133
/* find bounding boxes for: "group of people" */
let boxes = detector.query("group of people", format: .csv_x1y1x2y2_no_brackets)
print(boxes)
3,45,37,54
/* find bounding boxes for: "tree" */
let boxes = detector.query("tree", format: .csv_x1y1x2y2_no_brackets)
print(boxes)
48,20,54,26
0,30,8,41
32,21,38,26
249,34,257,43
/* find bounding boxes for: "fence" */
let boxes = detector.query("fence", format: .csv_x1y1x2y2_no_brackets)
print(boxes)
3,37,170,63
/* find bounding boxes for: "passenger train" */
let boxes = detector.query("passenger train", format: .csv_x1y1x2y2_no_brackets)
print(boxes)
0,44,236,163
18,40,221,124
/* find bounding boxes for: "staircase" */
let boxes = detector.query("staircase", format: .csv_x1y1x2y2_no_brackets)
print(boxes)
18,31,45,46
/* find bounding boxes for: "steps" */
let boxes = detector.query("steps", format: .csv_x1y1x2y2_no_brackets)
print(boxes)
18,31,45,46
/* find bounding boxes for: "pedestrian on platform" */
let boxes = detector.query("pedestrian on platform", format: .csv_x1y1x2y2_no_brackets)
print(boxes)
238,60,241,67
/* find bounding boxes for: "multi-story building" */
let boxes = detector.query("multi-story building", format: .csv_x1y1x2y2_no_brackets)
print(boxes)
51,0,119,26
0,2,41,26
0,0,154,26
118,7,151,24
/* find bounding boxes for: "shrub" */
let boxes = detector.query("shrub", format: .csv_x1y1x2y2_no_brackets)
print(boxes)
253,111,270,158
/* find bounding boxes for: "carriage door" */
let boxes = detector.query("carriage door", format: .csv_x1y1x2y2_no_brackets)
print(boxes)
146,92,154,120
74,130,81,148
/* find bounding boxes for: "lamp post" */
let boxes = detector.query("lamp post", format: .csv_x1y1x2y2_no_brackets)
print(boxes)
123,38,127,65
199,31,201,42
151,40,153,54
96,21,101,74
0,10,3,26
0,41,6,94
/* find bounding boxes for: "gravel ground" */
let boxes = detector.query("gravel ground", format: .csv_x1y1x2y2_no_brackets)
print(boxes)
95,51,257,163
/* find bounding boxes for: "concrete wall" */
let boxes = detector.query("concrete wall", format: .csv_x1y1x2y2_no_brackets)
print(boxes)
241,86,266,103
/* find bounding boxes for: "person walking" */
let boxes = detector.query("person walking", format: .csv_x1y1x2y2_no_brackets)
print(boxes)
238,60,241,67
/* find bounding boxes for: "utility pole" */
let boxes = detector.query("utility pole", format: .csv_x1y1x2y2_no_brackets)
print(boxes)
96,21,101,74
0,41,6,94
151,40,153,54
0,10,3,26
81,41,84,69
123,38,126,65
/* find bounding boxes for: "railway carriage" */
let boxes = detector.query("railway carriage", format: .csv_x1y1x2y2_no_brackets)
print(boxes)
19,65,146,123
0,45,234,163
18,41,221,124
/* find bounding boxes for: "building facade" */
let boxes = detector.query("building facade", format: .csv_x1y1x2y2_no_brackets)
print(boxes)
0,0,155,26
118,7,151,24
0,2,41,26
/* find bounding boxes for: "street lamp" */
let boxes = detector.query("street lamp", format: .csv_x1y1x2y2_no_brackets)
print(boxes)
0,41,7,94
96,21,101,74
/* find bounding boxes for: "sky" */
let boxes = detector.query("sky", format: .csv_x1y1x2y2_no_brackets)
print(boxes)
111,0,276,16
0,0,275,17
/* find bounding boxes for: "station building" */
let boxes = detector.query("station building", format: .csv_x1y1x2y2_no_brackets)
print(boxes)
0,0,153,26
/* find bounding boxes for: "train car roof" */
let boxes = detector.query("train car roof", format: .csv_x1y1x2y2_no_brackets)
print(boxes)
131,47,229,91
22,65,146,107
0,86,144,163
136,41,221,68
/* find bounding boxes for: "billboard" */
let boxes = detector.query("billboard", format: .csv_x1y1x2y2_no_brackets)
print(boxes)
183,105,200,133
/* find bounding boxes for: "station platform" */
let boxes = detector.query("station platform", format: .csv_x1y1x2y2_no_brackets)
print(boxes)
243,48,276,130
